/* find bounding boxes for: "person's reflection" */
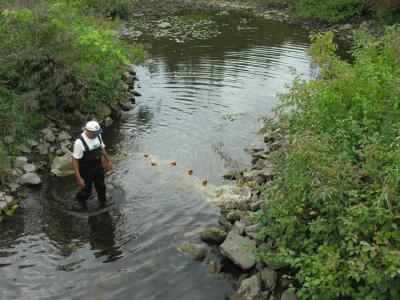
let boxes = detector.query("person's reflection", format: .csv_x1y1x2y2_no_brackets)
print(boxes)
88,211,123,262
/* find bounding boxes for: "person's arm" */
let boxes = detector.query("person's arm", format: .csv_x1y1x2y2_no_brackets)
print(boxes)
101,148,113,172
72,157,85,187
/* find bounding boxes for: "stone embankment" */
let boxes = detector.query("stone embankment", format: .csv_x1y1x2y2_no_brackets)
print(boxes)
180,124,297,300
0,67,140,215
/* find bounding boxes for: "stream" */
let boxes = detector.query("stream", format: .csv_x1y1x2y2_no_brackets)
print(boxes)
0,11,314,300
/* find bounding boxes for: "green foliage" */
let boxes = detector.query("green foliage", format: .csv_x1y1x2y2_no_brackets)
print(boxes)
256,27,400,299
77,0,133,17
292,0,367,22
0,2,146,160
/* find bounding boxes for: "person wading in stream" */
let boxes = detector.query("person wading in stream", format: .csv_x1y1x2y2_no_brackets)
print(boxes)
72,121,113,203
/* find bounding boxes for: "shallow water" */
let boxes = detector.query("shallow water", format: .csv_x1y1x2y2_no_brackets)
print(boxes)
0,11,313,300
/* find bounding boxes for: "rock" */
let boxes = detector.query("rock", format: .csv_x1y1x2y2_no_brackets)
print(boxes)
280,291,297,300
250,200,264,212
8,182,20,192
261,268,277,291
227,211,242,223
238,275,262,300
40,128,53,136
18,144,32,154
97,103,112,118
44,131,56,143
131,90,142,97
60,140,72,150
240,216,252,226
158,21,172,29
14,156,28,168
120,111,130,120
178,242,207,261
0,200,7,210
263,133,274,144
19,173,41,186
220,231,256,269
219,217,233,232
55,149,64,156
37,142,49,155
223,170,238,180
123,83,130,91
245,224,261,240
104,117,114,128
26,139,39,147
281,278,292,289
4,135,14,144
201,227,227,245
22,164,36,174
207,258,222,274
5,195,14,205
58,132,72,142
237,273,250,288
233,221,246,235
119,101,133,111
12,168,24,176
340,23,352,30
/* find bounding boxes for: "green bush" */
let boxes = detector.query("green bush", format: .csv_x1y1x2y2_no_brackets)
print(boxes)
77,0,133,17
256,27,400,299
0,2,146,147
292,0,367,22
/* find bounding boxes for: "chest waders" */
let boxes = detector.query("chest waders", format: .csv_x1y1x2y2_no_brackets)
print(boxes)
75,135,107,202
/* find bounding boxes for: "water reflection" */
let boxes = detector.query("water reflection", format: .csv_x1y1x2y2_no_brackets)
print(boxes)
88,211,123,262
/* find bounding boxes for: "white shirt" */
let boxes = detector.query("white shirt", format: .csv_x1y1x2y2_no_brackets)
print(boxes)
72,132,105,160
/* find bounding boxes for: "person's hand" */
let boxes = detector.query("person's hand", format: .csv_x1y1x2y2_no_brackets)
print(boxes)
106,162,113,173
77,176,85,188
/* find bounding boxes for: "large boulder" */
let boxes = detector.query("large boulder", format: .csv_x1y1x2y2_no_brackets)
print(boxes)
19,173,41,186
237,275,262,300
201,227,227,245
220,231,256,269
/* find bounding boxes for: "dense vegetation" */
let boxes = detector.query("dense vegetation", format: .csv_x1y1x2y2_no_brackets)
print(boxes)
0,1,146,176
234,0,400,22
256,27,400,299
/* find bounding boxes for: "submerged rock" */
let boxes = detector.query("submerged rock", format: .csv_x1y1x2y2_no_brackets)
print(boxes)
201,227,227,245
220,231,256,269
178,242,207,261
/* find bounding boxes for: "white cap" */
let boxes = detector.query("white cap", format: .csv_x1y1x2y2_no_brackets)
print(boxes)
85,121,103,135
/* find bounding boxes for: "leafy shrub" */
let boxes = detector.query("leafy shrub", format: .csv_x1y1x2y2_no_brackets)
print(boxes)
78,0,133,17
256,27,400,299
0,2,146,150
292,0,367,22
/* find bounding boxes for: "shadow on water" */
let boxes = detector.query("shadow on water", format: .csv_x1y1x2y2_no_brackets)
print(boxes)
0,9,329,300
